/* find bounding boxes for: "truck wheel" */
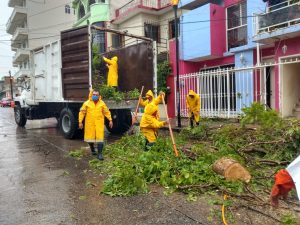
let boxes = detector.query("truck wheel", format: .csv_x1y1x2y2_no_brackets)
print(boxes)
105,109,132,134
59,108,78,139
14,105,27,127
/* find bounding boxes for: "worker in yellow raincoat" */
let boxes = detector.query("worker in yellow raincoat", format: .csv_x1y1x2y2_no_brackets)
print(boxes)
78,90,113,160
103,56,118,87
186,90,200,128
140,102,168,151
139,90,165,119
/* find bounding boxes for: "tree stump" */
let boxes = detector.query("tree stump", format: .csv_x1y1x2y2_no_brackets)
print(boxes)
212,157,251,183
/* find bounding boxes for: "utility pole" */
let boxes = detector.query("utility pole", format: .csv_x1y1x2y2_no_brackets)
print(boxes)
171,0,181,127
9,70,13,99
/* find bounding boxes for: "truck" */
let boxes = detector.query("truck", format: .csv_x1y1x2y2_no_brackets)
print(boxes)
14,25,157,138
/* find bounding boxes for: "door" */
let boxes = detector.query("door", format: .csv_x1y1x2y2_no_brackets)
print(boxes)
266,66,275,109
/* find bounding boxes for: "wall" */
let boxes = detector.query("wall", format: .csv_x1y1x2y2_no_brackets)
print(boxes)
210,3,226,56
110,0,131,20
281,63,300,117
275,36,300,114
180,4,211,60
27,0,75,49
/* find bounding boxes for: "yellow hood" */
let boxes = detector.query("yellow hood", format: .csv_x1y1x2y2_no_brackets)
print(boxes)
188,90,197,96
146,90,154,99
112,56,118,62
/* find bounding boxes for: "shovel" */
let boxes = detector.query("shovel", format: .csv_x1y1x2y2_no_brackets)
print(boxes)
127,86,144,134
162,96,179,157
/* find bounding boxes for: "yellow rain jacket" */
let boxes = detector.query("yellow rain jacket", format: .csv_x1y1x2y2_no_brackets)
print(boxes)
186,90,200,123
140,103,165,143
103,56,118,87
139,90,162,119
79,91,112,143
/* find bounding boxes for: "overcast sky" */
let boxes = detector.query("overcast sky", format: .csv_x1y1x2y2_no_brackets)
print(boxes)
0,0,14,79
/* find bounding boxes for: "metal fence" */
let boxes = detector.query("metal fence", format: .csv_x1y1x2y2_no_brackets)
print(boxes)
175,66,270,118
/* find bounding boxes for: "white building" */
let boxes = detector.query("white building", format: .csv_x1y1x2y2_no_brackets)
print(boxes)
6,0,76,80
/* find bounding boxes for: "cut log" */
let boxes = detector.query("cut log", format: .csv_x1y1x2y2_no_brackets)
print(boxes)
212,157,251,183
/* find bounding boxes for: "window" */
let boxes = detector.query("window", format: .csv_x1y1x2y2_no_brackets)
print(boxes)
168,19,180,39
227,2,247,50
112,34,124,49
144,23,160,42
78,2,85,19
65,4,71,14
92,22,106,53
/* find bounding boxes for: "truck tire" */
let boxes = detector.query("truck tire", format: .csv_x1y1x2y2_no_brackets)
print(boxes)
59,108,78,139
14,105,27,127
105,109,132,134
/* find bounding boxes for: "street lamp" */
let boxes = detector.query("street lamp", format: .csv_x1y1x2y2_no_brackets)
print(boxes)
170,0,181,127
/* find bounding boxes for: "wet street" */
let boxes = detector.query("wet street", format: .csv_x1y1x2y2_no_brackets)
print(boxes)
0,107,280,225
0,107,213,225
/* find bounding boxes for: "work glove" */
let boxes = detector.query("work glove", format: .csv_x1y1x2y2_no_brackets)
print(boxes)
270,169,295,207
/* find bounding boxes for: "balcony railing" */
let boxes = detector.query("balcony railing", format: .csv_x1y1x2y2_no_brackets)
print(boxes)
13,48,30,64
255,0,300,34
6,6,27,34
115,0,171,18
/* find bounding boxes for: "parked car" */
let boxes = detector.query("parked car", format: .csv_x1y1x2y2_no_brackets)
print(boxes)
0,98,12,107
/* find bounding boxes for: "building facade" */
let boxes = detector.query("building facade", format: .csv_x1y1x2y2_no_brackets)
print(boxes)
166,0,300,118
6,0,76,83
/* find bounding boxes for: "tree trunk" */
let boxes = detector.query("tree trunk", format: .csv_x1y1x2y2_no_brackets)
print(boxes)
212,157,251,183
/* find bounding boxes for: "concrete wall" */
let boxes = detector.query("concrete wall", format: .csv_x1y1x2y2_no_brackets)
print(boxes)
281,63,300,117
180,4,211,60
27,0,76,49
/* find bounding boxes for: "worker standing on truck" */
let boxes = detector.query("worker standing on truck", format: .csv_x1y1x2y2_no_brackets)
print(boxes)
140,102,168,151
103,56,118,88
186,90,200,128
78,90,113,160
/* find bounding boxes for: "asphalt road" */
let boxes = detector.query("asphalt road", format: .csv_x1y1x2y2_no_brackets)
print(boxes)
0,107,211,225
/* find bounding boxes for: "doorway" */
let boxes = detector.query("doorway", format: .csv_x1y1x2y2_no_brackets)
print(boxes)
265,66,275,109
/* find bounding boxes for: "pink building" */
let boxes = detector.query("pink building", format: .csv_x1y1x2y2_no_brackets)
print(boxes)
166,0,300,119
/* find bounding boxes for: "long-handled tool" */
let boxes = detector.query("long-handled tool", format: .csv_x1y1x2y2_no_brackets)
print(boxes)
132,86,144,125
162,96,179,157
127,86,144,134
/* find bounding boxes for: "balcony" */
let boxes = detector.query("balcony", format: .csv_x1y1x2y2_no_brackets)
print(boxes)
6,6,27,35
253,0,300,44
8,0,25,7
114,0,171,24
180,0,223,10
14,68,31,79
13,48,30,64
11,28,28,49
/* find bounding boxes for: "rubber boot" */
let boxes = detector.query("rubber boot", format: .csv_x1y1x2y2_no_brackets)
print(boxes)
190,118,194,129
88,143,97,156
97,142,104,160
144,140,154,151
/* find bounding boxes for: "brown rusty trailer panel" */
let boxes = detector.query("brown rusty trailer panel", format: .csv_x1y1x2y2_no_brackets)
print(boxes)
103,42,154,92
61,26,90,101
